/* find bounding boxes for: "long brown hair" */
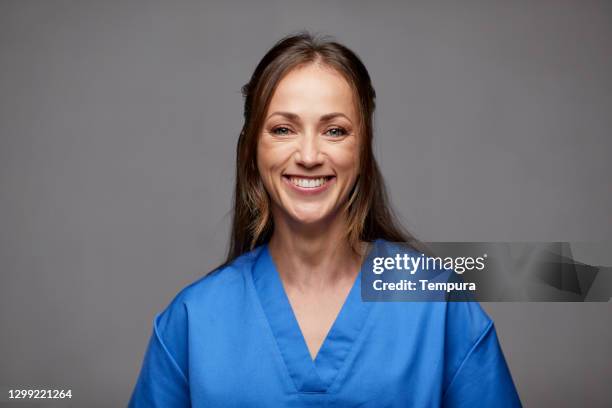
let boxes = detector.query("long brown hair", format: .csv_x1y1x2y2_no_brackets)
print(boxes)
223,30,422,266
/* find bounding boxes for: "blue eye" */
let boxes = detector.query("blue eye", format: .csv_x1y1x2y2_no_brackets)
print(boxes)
271,127,292,135
325,127,348,137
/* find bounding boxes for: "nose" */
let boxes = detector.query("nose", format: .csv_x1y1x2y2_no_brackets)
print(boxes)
294,131,324,168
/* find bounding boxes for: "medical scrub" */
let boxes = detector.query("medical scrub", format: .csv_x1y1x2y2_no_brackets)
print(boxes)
129,239,521,407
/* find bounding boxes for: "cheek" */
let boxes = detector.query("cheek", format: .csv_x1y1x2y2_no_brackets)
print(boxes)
329,142,359,175
256,137,289,184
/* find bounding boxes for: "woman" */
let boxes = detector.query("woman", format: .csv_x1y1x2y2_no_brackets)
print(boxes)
129,31,521,407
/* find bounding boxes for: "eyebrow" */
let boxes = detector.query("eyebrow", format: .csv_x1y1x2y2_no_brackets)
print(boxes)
266,111,352,123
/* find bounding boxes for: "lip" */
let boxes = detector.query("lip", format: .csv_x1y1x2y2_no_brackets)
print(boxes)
282,175,335,196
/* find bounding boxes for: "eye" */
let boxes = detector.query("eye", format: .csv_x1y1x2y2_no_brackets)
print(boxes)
270,126,293,136
325,127,348,137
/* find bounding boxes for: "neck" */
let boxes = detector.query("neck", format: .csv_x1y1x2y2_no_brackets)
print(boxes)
268,207,365,291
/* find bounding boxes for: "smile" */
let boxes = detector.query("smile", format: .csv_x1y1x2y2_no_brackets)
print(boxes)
282,175,335,195
289,176,331,188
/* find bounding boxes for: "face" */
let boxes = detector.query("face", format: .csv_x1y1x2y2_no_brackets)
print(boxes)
257,63,360,226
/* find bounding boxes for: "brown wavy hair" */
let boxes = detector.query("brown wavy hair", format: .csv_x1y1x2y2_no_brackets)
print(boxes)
223,30,422,266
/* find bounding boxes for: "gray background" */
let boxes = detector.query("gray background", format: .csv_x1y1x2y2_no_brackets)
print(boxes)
1,0,610,406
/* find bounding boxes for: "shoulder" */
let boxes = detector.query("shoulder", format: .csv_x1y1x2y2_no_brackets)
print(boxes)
161,245,264,316
374,238,493,352
145,245,265,378
154,245,264,340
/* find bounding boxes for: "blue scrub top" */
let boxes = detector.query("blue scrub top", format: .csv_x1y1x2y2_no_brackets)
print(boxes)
129,239,522,407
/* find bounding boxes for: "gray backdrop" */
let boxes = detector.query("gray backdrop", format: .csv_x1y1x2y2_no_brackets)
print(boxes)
1,0,610,406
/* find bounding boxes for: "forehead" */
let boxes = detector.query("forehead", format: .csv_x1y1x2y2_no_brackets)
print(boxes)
266,63,358,119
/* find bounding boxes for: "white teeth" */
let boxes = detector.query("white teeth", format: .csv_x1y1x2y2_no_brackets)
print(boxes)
289,177,329,188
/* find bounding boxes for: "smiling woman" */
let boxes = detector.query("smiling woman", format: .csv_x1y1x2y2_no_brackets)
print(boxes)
128,31,522,407
258,63,360,235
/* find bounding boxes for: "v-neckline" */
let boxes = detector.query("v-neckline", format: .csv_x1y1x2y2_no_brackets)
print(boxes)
251,240,378,393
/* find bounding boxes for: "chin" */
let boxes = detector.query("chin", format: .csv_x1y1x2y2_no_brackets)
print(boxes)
288,205,333,226
290,212,327,225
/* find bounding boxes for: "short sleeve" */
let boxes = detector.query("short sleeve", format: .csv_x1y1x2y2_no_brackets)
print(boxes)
442,321,522,407
128,310,190,407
